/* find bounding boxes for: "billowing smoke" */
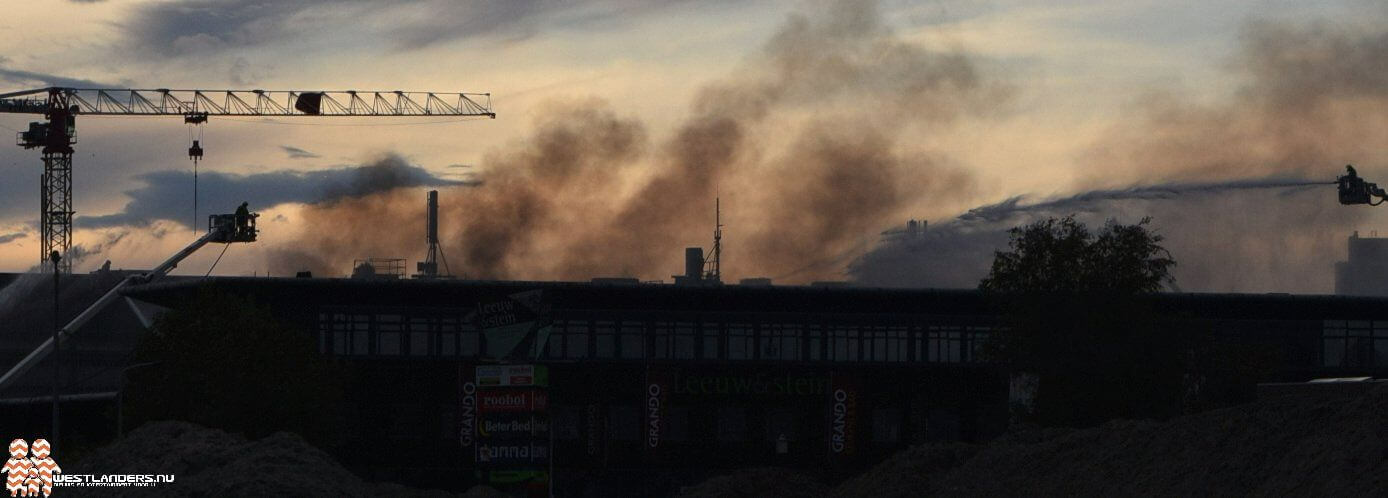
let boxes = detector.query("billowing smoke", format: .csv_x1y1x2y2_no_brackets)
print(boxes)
82,153,468,229
853,179,1345,292
270,0,1000,280
853,18,1388,293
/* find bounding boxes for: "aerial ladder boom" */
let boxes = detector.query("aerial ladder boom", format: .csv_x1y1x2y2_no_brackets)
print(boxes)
0,86,494,273
0,209,259,392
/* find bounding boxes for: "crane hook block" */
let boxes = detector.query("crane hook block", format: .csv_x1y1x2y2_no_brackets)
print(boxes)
188,140,204,161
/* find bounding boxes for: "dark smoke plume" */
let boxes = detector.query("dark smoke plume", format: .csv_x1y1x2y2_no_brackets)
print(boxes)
271,0,1002,280
850,14,1388,294
852,179,1346,292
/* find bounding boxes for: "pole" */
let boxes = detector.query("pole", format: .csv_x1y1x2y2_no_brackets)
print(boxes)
49,250,61,448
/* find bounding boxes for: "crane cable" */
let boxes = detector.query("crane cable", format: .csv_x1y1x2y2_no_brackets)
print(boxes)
188,124,205,236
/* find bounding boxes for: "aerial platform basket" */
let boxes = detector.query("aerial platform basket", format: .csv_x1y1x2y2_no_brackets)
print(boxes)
208,213,258,243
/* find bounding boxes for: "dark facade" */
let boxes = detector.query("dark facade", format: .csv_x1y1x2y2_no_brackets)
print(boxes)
7,274,1388,495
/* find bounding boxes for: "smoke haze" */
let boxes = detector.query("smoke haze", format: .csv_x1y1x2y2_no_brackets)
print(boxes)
270,0,999,280
269,3,1387,294
853,18,1388,293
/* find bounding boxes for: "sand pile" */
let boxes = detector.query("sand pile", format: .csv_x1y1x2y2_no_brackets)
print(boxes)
62,421,456,497
679,384,1387,497
831,383,1388,497
675,467,828,498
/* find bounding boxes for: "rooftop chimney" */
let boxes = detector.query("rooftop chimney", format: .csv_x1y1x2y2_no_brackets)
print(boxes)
414,190,450,279
685,247,703,279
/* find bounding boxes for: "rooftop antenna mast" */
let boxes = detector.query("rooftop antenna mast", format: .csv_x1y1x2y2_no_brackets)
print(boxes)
703,197,722,283
414,190,450,279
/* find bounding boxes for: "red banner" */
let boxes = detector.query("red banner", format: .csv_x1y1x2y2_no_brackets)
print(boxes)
478,388,549,413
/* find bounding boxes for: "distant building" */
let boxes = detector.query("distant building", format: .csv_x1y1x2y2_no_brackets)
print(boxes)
1335,231,1388,296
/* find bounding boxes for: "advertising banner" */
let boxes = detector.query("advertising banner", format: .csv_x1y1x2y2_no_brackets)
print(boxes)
478,388,549,413
473,290,553,359
459,364,477,464
477,364,549,388
828,372,859,460
478,414,551,439
644,368,673,458
476,441,551,465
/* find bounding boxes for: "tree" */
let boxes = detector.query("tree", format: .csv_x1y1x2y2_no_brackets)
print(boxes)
123,289,346,447
979,215,1183,427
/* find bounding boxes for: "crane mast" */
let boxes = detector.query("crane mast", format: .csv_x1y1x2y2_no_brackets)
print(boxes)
0,87,494,273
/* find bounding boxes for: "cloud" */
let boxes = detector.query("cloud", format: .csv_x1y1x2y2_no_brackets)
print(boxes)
0,66,114,88
280,145,320,159
0,232,24,245
118,0,720,56
78,154,475,228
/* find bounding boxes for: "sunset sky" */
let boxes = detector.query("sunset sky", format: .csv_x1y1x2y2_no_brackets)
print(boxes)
1,0,1385,291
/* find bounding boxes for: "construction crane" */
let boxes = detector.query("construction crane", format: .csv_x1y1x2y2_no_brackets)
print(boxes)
0,87,495,273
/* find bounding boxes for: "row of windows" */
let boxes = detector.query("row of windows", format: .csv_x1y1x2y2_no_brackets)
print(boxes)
544,321,985,363
318,312,992,364
1322,320,1388,368
321,313,1388,368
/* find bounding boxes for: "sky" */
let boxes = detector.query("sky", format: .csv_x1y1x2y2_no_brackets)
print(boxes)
1,0,1386,292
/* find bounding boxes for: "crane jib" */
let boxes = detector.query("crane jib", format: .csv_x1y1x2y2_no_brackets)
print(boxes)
0,87,495,118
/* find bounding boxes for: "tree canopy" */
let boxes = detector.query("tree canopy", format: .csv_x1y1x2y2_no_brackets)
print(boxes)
979,216,1175,294
980,215,1183,427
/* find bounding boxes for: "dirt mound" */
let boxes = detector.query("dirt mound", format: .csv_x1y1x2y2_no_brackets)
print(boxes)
675,467,828,498
63,421,455,497
832,383,1388,497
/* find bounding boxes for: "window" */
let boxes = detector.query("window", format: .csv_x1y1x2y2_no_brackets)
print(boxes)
728,324,753,360
619,321,644,359
1323,320,1347,367
673,322,697,359
458,319,478,358
651,322,671,359
829,326,859,362
595,321,616,358
378,314,402,355
807,325,822,361
328,313,349,355
760,324,802,361
925,326,963,363
702,322,721,360
352,314,370,355
864,327,908,362
564,321,590,359
409,317,431,356
440,325,457,357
